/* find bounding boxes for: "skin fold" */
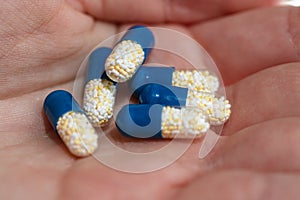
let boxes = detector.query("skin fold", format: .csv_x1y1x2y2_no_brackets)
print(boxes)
1,0,300,199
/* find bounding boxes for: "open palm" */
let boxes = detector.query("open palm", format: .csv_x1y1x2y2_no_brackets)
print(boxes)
1,0,300,199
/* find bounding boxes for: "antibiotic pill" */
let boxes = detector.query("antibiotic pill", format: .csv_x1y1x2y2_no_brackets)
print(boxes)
139,84,231,125
105,25,155,82
116,104,210,139
129,66,219,96
83,47,117,127
44,90,98,157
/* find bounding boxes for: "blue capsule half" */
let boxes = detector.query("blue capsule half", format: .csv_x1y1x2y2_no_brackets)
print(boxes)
138,83,188,107
43,90,83,130
116,104,164,139
129,66,175,96
85,47,115,84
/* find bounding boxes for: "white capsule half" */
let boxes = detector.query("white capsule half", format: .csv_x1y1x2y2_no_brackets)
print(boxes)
56,111,98,157
186,91,231,125
172,70,220,94
105,40,145,82
161,106,210,139
83,79,116,127
83,47,117,127
105,25,155,82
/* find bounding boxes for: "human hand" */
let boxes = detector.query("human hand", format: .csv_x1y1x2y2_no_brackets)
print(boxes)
1,0,300,199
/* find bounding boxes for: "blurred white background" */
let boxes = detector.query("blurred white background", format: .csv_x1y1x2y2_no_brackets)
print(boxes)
281,0,300,6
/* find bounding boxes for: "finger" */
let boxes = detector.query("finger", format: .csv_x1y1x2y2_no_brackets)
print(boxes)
190,6,300,84
209,117,300,172
224,62,300,135
71,0,277,23
0,0,116,99
175,170,300,200
59,156,203,200
0,81,73,149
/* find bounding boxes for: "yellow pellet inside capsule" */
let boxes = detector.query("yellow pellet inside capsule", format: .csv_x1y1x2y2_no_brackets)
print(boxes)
172,70,219,93
161,106,210,139
56,111,98,157
105,40,145,82
83,79,116,127
186,91,231,125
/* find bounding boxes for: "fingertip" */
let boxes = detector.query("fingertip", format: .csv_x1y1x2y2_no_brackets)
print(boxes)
65,0,85,12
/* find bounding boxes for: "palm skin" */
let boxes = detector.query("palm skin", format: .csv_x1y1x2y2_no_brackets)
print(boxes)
1,0,300,199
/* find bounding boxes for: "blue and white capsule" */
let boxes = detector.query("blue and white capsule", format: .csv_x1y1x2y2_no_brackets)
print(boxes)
44,90,98,157
139,84,231,125
105,25,155,82
83,47,117,127
129,66,220,96
116,104,210,139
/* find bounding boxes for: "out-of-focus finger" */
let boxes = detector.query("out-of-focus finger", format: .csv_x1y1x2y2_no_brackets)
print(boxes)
70,0,277,23
224,62,300,135
174,170,300,200
209,117,300,172
190,6,300,84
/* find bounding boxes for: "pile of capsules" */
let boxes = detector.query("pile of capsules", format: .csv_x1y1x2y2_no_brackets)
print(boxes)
43,25,231,157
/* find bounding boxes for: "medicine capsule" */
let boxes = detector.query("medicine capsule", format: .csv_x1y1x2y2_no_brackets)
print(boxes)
83,47,117,127
116,104,210,139
44,90,98,157
129,66,219,96
139,83,231,125
105,25,155,83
